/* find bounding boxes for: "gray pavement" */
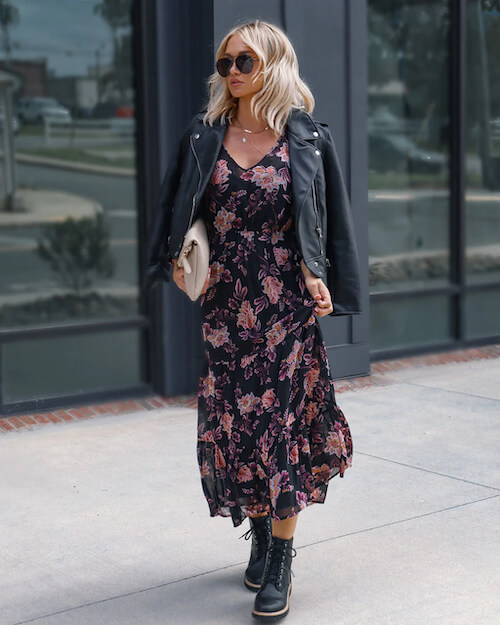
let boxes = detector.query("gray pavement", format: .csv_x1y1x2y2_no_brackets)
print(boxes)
1,357,499,625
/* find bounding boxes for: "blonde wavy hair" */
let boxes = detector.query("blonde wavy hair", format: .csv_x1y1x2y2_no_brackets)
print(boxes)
203,19,315,135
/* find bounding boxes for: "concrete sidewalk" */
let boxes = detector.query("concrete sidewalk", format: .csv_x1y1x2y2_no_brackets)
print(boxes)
1,357,499,625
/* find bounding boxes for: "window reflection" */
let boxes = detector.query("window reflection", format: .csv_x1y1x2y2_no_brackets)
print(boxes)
465,0,500,286
368,1,451,292
0,0,137,329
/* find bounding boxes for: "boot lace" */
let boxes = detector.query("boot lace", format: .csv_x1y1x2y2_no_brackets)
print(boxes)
262,541,297,590
239,523,270,561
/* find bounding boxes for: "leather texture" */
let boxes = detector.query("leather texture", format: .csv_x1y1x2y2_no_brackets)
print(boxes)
177,217,209,301
144,107,362,316
252,536,295,620
243,515,273,591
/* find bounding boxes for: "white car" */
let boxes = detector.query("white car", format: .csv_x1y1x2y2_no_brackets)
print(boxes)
16,97,72,125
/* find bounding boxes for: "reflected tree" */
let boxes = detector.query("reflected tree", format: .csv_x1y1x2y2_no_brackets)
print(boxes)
0,0,19,64
93,0,132,103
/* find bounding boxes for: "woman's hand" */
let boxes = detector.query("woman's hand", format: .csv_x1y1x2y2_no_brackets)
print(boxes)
300,260,333,317
172,257,211,298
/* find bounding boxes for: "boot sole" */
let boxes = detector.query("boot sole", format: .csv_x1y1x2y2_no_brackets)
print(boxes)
244,575,261,592
251,582,292,621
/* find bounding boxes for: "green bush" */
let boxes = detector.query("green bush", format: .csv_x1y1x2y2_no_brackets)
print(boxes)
36,212,116,292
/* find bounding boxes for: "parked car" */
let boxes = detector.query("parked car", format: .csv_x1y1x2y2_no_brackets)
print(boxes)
16,97,72,125
369,133,446,174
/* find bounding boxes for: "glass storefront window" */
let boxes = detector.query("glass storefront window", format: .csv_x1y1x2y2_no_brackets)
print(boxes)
0,1,143,409
465,1,500,288
368,2,451,294
0,0,138,329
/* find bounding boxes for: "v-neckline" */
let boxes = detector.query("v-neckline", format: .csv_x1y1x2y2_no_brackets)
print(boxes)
222,131,285,172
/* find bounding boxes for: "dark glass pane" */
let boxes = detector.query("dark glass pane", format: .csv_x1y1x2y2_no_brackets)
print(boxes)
465,290,500,339
367,2,451,293
2,329,143,403
0,1,138,329
465,2,500,286
370,296,452,352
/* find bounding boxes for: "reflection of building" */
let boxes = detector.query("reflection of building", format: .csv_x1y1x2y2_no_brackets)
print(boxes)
0,59,47,97
0,1,499,418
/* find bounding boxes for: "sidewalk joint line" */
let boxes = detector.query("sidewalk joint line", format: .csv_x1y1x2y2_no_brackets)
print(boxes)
396,380,500,404
356,451,500,492
295,493,500,550
10,494,499,625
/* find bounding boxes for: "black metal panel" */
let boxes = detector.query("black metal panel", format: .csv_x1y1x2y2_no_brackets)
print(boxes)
150,0,215,395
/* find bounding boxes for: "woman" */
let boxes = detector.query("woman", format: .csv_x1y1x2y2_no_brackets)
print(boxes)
145,19,361,622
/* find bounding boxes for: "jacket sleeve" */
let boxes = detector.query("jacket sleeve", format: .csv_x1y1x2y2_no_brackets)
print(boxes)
143,128,189,291
321,124,362,316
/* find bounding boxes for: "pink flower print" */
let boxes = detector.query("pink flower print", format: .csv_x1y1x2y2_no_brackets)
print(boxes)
237,465,253,483
200,461,211,477
211,159,231,186
262,275,283,304
241,353,258,368
209,261,225,286
221,411,234,436
241,165,282,193
206,324,230,348
273,247,289,266
270,230,284,245
279,339,301,380
312,463,331,482
304,365,320,397
237,392,260,415
296,491,308,509
276,142,289,163
240,229,254,242
305,401,319,425
201,368,216,399
237,300,257,329
215,445,226,469
261,388,276,410
214,207,235,235
288,442,299,465
269,472,281,508
325,430,343,457
266,321,287,348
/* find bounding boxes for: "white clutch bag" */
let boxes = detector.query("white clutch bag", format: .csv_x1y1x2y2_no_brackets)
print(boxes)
177,217,210,301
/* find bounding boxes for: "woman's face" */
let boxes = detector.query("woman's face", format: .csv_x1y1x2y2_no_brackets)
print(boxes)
222,34,263,99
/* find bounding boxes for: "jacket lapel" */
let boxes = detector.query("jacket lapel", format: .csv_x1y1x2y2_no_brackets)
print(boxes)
286,109,321,220
192,120,226,201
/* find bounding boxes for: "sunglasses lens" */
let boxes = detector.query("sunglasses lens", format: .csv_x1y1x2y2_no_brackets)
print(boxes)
236,55,254,74
216,58,232,77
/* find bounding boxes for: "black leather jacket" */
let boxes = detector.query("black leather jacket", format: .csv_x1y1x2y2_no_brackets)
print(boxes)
145,107,362,316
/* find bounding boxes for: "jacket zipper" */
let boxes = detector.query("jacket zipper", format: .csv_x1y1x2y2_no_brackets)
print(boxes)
187,133,202,231
311,178,331,268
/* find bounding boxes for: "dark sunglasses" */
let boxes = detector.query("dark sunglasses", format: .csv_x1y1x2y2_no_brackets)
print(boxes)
216,54,258,77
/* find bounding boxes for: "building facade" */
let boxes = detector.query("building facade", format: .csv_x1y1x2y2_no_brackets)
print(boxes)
0,0,498,417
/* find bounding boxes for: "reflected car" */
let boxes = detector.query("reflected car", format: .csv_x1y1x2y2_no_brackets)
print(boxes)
0,106,20,134
16,97,72,125
369,133,446,174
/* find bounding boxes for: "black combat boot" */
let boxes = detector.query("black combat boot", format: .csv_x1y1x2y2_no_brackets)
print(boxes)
252,535,296,621
240,515,273,591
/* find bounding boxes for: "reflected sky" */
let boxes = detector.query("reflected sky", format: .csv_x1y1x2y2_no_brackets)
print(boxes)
9,1,114,77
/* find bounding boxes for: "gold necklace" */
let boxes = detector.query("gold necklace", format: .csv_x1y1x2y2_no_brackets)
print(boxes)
235,115,270,143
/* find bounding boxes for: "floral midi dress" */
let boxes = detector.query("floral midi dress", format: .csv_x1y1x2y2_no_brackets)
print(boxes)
197,128,353,528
